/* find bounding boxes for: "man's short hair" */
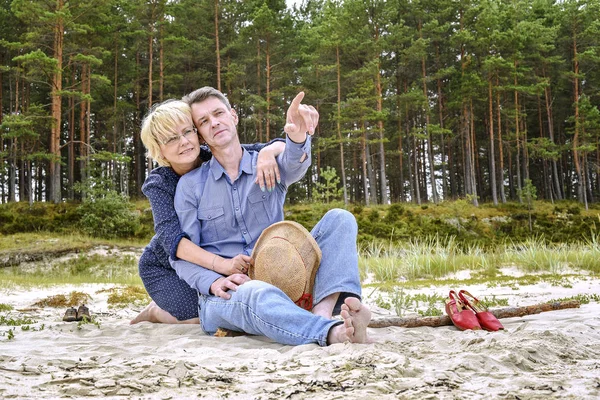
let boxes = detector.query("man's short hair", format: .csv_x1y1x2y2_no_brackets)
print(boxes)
140,99,193,167
182,86,231,110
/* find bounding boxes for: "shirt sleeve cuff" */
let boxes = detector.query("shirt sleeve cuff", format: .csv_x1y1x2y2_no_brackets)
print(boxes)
169,232,190,261
285,134,311,161
170,258,223,296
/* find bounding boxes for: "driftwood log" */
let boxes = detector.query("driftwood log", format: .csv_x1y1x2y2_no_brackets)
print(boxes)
368,300,581,329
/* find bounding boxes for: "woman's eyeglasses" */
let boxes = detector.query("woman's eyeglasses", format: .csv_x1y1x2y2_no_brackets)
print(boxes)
161,127,197,147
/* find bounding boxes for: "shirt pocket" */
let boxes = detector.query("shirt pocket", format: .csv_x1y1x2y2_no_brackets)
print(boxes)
247,189,271,226
197,206,225,244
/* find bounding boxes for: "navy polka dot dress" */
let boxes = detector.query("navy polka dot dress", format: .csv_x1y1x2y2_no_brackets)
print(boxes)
139,165,201,320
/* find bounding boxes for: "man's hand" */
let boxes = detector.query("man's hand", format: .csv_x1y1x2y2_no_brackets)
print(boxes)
215,254,253,276
284,92,319,143
210,274,251,300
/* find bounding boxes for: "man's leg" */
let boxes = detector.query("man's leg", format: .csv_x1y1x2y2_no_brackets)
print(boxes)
199,280,369,346
311,209,363,318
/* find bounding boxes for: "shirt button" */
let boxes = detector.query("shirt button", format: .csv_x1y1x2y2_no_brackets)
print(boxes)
233,187,237,191
262,195,266,199
208,216,211,219
243,231,247,234
235,207,239,211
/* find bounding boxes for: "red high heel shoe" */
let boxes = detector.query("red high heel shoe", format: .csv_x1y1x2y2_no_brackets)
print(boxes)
458,290,504,331
445,290,481,331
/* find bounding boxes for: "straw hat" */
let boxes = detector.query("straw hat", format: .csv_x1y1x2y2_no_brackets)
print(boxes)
250,221,321,310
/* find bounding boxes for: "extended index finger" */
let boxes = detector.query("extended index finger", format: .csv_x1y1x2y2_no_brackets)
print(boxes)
288,92,305,115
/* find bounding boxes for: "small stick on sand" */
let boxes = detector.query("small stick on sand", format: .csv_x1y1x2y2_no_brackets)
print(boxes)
368,300,581,329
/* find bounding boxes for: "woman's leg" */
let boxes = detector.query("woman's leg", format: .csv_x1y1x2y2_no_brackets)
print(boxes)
130,301,199,324
132,249,199,324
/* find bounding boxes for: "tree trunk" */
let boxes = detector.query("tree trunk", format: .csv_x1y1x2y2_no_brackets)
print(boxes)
86,65,91,181
361,121,369,205
496,79,506,203
336,46,348,205
412,130,421,205
367,136,377,205
134,50,144,198
214,0,221,92
79,63,88,198
419,21,437,204
49,0,64,203
543,68,563,200
68,64,75,200
256,38,263,142
147,20,154,176
396,76,405,202
265,36,271,142
522,113,529,181
488,76,498,205
514,64,522,203
159,14,164,102
374,55,388,204
435,43,447,200
112,37,119,190
508,142,515,199
463,106,472,198
572,30,584,204
470,99,479,205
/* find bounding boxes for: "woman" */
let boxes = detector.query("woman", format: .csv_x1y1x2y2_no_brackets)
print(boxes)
131,99,284,324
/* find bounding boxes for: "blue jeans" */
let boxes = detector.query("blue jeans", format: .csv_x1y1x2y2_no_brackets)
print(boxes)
199,209,362,346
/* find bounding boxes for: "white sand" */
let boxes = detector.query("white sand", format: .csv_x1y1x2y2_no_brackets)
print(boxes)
1,277,599,399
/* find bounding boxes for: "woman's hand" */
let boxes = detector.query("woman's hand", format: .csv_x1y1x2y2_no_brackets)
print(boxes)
255,144,283,192
213,254,253,276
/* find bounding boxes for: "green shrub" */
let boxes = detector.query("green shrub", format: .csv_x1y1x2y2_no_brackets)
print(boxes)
352,205,364,216
385,204,404,223
368,209,380,222
567,205,581,215
77,191,140,239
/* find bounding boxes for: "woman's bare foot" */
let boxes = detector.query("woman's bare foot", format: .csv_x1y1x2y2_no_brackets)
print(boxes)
327,297,372,344
130,301,199,325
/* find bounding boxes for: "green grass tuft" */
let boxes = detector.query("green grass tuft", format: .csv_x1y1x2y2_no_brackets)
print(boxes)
0,304,13,312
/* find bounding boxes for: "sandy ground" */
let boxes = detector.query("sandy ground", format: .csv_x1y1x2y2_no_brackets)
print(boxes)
1,276,599,399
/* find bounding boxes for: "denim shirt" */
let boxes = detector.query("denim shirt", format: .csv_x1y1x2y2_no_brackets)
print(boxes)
141,140,284,270
171,135,312,295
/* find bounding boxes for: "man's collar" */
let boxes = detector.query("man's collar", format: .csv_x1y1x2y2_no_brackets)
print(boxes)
208,147,252,181
239,148,253,175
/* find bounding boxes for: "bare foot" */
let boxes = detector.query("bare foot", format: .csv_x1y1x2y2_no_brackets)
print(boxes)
130,301,161,324
327,297,372,344
130,301,199,325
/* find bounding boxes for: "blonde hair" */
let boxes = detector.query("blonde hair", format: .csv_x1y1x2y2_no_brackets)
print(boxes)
140,100,193,167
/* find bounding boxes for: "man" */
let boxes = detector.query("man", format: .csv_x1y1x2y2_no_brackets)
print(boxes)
171,87,371,346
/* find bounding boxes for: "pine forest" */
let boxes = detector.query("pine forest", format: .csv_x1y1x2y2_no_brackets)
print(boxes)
1,0,599,208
